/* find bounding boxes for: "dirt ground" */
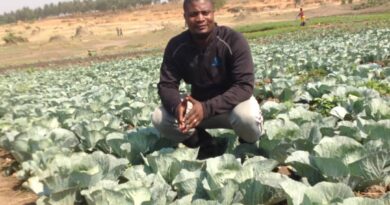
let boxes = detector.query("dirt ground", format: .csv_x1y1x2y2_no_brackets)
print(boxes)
0,149,37,205
2,0,389,69
0,0,389,203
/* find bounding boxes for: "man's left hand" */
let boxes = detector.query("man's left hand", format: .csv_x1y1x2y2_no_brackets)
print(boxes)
183,96,204,133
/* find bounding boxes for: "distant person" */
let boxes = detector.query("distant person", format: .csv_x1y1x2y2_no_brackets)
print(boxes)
297,7,306,26
151,0,263,159
116,27,123,37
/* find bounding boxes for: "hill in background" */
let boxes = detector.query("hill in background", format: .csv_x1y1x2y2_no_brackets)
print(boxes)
0,0,388,69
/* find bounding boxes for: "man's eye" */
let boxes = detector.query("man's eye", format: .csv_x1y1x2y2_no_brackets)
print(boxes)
188,10,212,17
188,12,199,17
201,11,211,16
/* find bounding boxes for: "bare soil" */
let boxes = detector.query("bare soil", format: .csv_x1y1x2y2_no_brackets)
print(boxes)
0,149,37,205
1,0,389,71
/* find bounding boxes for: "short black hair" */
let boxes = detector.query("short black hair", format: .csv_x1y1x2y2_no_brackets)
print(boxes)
183,0,214,12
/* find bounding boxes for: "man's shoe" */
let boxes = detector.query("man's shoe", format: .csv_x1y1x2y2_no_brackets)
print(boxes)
196,128,228,160
196,127,213,144
182,129,201,148
182,127,213,148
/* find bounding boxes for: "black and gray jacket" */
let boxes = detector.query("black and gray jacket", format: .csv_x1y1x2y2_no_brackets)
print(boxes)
158,25,254,119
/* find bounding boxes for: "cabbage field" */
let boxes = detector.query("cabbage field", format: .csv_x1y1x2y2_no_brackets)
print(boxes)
0,28,389,205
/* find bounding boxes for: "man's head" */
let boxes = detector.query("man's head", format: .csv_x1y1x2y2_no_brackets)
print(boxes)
183,0,215,40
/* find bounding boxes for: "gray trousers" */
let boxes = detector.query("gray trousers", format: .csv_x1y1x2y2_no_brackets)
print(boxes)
151,96,263,143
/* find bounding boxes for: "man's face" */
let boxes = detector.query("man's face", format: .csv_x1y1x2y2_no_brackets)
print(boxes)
184,0,215,39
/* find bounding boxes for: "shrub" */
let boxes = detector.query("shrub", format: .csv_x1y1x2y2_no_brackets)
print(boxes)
2,32,28,44
212,0,226,10
353,0,388,9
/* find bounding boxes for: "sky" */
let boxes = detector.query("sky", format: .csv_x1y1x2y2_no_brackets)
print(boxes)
0,0,73,14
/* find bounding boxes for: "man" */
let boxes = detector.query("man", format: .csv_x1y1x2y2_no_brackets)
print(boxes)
297,7,306,26
152,0,263,159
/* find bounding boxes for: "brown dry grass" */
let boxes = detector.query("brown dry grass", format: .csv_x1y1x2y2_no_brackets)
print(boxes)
0,0,373,68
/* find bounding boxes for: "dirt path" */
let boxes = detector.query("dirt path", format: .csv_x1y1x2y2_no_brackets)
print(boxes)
1,0,389,70
1,3,389,72
0,149,37,205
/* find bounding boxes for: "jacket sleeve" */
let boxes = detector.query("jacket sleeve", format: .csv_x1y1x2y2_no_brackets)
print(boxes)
202,32,254,118
157,41,182,117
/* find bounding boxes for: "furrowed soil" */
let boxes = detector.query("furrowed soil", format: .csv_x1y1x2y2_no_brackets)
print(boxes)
0,0,389,203
0,149,37,205
1,0,389,72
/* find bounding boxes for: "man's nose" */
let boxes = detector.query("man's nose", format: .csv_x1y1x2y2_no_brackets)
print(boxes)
195,13,205,21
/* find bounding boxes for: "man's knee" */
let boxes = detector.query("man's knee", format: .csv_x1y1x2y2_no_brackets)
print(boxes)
230,98,260,126
230,112,261,140
151,107,163,130
230,97,263,143
231,109,257,125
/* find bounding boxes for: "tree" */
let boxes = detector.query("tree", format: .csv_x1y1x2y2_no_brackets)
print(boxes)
0,0,162,24
213,0,226,10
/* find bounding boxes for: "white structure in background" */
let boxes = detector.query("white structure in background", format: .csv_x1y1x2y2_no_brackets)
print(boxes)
151,0,170,5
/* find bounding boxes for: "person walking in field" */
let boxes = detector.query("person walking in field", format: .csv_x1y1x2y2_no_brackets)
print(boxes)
297,7,306,26
151,0,263,159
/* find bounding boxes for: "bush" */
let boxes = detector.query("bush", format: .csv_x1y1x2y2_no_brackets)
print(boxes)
212,0,226,10
2,32,28,44
352,0,388,9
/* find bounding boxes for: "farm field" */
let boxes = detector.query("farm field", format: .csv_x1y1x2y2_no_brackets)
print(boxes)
0,0,390,205
1,0,390,70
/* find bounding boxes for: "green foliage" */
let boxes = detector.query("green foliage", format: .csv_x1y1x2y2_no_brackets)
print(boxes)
296,68,329,85
26,67,38,74
1,27,390,204
2,32,28,44
0,0,158,24
310,97,341,116
365,80,390,96
236,21,300,39
235,12,390,39
87,50,97,57
353,0,389,10
212,0,226,10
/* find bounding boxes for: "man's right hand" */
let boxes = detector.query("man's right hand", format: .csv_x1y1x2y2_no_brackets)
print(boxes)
176,100,188,132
